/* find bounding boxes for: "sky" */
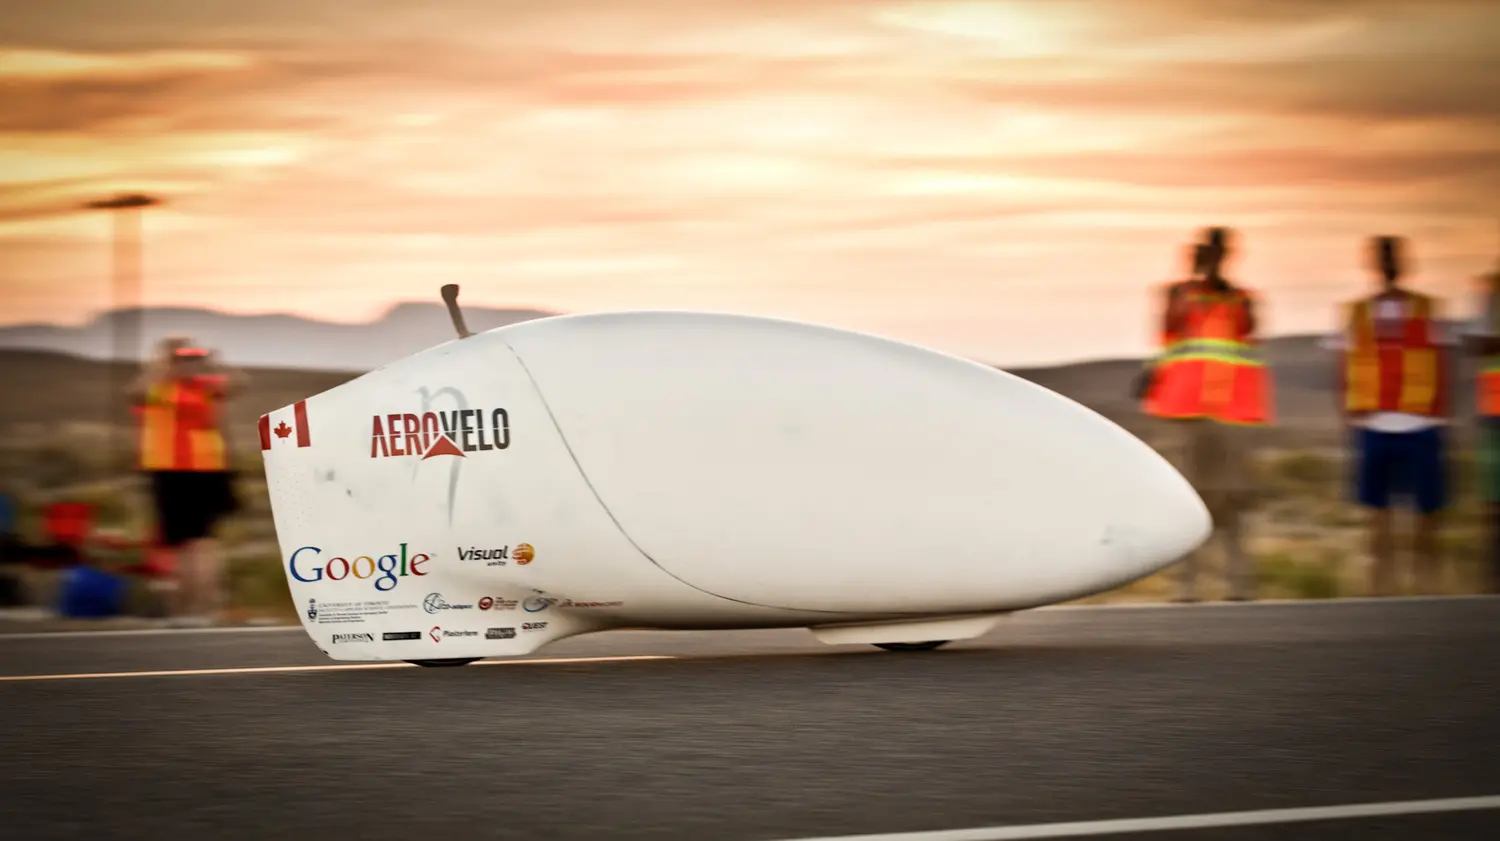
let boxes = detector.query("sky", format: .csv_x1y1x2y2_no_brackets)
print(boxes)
1,0,1498,366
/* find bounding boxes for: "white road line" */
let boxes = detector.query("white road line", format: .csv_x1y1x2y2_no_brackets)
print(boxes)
768,795,1500,841
0,654,676,683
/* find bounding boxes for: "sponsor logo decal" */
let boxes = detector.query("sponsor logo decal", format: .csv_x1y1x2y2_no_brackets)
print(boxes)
522,622,548,631
514,543,535,565
458,546,511,567
486,627,517,640
522,595,556,613
558,600,624,608
288,544,430,592
386,386,509,526
331,633,374,644
423,593,474,615
370,408,510,460
430,625,478,641
383,631,422,641
305,597,420,625
479,596,517,611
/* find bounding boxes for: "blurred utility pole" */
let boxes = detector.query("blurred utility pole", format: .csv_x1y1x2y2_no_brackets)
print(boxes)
84,193,162,465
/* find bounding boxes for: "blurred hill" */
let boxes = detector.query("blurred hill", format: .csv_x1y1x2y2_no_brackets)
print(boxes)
0,303,556,372
1018,331,1481,449
0,328,1483,459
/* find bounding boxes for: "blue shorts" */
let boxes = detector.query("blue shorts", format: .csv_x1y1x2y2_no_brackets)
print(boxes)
1352,426,1447,513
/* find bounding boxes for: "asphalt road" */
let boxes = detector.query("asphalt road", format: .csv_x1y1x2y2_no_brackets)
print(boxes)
2,598,1499,841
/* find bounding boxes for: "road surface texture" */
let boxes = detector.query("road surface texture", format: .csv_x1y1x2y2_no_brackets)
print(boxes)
2,598,1498,841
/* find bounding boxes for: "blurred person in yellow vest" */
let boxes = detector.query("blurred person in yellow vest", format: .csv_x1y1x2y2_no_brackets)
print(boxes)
1331,236,1453,596
1141,227,1273,602
130,337,246,626
1462,239,1500,595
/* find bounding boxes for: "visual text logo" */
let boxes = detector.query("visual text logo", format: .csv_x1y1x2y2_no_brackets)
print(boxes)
459,546,511,566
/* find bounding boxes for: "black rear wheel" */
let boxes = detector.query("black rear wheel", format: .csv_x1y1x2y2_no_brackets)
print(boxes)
873,641,950,652
405,658,480,668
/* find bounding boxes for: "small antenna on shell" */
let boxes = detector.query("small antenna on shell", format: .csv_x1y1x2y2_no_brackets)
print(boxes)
440,284,473,339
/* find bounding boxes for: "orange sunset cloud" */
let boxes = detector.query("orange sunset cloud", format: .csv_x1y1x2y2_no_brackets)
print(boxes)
1,0,1498,365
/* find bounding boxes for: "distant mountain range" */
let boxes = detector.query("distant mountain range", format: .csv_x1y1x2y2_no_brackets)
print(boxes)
0,307,1479,424
0,303,557,372
1,308,1488,449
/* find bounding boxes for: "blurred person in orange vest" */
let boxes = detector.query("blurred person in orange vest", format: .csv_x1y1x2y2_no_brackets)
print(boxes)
129,337,245,626
1142,226,1273,602
1461,247,1500,595
1333,236,1453,596
1133,242,1211,399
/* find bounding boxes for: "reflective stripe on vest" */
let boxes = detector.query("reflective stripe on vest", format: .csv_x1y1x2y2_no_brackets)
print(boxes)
1343,294,1442,416
139,378,228,471
1143,289,1271,424
1159,338,1265,366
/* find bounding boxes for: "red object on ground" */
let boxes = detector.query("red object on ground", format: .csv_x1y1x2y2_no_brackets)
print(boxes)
42,502,96,546
113,523,176,579
37,502,177,579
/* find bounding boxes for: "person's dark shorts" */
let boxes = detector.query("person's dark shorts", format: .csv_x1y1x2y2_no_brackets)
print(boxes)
148,470,238,547
1352,426,1447,514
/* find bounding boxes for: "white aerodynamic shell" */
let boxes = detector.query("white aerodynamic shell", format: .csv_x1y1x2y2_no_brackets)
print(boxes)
262,310,1210,662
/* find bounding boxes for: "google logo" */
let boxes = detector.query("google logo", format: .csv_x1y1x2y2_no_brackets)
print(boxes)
287,544,430,592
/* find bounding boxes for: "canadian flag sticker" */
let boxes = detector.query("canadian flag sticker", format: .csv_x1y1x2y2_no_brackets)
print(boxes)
260,401,312,451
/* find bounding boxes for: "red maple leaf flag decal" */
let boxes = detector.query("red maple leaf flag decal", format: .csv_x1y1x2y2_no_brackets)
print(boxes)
259,400,312,451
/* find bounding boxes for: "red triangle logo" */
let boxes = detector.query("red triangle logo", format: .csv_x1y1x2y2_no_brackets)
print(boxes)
422,435,466,459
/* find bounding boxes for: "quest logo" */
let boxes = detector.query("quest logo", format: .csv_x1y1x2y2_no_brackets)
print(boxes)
287,545,430,592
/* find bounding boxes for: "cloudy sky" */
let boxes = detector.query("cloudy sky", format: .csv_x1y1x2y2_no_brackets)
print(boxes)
2,0,1498,365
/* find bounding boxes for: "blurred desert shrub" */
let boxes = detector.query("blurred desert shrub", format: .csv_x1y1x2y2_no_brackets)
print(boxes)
234,476,272,517
24,440,93,489
1255,548,1342,599
230,447,268,479
1446,450,1480,515
229,551,293,614
64,481,144,530
10,423,142,489
1260,450,1342,495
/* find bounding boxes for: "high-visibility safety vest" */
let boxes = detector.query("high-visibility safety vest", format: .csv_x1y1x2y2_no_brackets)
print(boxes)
1143,285,1271,424
139,375,228,471
1157,279,1194,348
1479,273,1500,417
1342,292,1446,417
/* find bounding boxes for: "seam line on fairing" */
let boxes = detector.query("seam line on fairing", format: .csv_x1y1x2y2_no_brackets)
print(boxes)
500,337,850,616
